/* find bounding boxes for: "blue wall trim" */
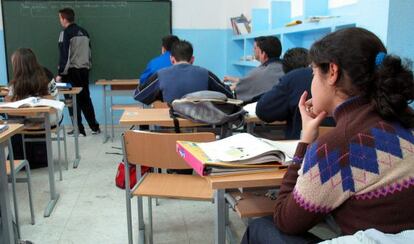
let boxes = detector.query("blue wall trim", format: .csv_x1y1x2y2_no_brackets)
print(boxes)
61,84,137,126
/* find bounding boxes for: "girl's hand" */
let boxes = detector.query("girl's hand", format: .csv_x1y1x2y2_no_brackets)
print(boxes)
298,91,327,143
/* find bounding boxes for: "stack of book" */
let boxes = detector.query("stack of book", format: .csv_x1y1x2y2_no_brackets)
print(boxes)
176,133,298,176
230,14,251,35
56,82,72,90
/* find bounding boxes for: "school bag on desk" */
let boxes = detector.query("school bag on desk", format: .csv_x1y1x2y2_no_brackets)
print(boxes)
169,90,247,135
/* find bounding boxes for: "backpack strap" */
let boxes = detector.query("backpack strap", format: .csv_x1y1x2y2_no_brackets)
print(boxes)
168,105,181,133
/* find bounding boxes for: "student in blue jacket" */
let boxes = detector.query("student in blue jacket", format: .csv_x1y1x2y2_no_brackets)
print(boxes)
256,48,311,139
134,40,233,105
139,35,179,86
256,48,335,139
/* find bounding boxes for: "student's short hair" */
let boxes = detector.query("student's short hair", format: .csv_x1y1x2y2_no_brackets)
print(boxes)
254,36,266,44
282,47,309,73
171,40,193,62
256,36,282,59
162,35,179,51
59,8,75,23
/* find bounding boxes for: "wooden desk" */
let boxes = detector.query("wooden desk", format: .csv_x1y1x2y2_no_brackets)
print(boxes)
95,79,139,143
207,169,287,244
58,87,82,168
245,115,286,133
0,124,23,244
119,108,204,128
0,107,60,217
119,108,285,135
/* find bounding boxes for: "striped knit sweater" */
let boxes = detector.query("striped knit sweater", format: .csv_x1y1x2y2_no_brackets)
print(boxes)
274,96,414,235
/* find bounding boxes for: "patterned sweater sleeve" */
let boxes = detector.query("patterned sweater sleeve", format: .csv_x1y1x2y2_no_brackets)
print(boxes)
273,142,327,234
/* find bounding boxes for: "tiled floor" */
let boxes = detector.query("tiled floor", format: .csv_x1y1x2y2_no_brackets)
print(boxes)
11,127,246,244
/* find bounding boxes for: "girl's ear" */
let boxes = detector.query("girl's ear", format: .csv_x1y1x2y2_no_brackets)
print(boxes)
328,63,340,85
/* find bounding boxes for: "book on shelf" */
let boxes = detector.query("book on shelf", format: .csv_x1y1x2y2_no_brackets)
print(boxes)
306,16,340,23
230,14,251,35
0,97,65,111
176,133,299,176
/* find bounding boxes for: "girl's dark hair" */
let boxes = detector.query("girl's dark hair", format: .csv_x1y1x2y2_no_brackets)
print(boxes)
10,48,49,101
309,27,414,128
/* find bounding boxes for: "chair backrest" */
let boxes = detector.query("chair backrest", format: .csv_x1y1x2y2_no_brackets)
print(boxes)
152,101,169,109
123,130,215,169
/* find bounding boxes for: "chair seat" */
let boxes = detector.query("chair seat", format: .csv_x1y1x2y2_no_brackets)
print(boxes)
229,190,276,218
5,160,26,175
133,173,213,201
21,125,59,134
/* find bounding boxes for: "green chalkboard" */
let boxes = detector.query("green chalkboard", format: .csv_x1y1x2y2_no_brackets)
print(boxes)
3,0,171,82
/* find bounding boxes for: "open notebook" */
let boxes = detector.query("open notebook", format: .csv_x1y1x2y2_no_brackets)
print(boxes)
0,97,64,111
177,133,299,176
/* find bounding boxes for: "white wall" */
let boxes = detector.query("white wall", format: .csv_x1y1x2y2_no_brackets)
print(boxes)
172,0,269,29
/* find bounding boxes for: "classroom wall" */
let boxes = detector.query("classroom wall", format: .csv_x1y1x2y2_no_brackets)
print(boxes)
3,0,414,125
386,0,414,62
171,0,269,78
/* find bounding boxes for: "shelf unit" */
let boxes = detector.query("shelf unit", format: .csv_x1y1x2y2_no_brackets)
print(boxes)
227,0,356,76
230,16,356,72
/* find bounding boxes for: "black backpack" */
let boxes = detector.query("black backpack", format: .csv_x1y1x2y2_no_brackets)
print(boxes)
169,91,247,134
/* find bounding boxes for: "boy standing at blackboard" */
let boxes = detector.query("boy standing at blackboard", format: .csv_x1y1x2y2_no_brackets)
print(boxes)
56,7,100,136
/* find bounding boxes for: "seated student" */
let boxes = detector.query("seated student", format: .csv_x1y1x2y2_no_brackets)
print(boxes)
224,36,284,102
281,47,309,74
242,27,414,243
134,40,233,105
139,35,179,86
7,48,62,169
255,48,312,139
7,48,61,124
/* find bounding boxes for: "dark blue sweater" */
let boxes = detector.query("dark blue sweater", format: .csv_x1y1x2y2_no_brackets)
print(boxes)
134,63,233,104
256,67,312,139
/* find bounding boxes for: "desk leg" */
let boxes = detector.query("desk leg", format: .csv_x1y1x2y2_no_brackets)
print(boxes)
72,93,81,168
44,115,60,217
0,141,16,244
215,189,226,244
137,196,145,244
103,85,109,143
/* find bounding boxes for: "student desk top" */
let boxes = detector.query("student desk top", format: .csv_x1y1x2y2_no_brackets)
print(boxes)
0,124,23,244
58,87,82,168
119,107,285,128
95,79,139,86
119,107,205,127
0,107,60,217
95,79,140,143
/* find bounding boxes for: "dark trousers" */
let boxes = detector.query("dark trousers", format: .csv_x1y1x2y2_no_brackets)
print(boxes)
241,216,321,244
63,68,99,132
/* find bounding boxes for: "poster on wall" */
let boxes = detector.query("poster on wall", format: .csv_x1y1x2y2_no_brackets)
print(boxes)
0,2,7,84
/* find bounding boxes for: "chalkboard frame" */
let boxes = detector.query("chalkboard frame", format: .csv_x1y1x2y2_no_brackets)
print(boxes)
2,0,172,83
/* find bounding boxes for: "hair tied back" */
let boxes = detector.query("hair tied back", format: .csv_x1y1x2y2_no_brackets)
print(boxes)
375,52,386,68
